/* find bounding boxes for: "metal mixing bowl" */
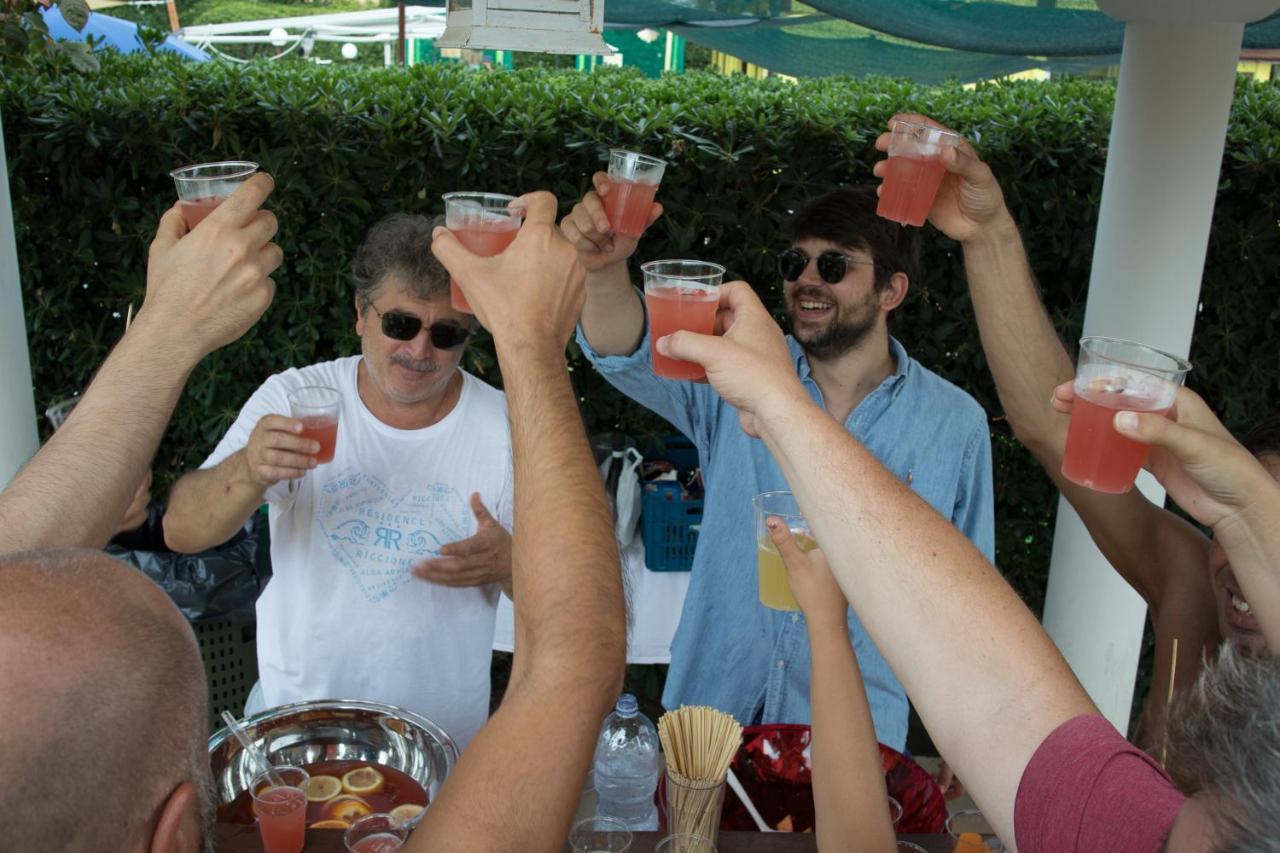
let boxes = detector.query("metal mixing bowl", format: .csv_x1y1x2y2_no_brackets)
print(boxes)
208,699,458,810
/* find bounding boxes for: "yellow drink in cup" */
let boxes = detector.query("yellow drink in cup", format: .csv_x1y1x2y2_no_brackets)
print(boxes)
752,490,813,612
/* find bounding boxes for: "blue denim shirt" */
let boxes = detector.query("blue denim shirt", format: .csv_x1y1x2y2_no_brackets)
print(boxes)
577,323,994,750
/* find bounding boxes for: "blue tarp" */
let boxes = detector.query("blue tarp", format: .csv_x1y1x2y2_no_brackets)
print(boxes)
40,4,209,61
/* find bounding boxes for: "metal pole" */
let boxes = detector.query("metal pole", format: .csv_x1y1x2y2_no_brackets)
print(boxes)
1041,19,1249,730
0,110,40,490
397,0,406,66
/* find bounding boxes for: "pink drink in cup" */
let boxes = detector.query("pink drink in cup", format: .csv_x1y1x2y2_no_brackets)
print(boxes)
169,161,259,230
288,385,342,465
1061,337,1190,494
345,813,409,853
251,766,309,853
876,120,961,227
641,260,725,381
442,192,523,313
605,149,666,239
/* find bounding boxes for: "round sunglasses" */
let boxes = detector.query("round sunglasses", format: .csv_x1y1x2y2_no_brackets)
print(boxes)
777,248,876,284
366,303,473,350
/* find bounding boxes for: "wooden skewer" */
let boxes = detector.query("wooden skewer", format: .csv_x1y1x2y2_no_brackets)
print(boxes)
125,302,134,332
1160,637,1180,768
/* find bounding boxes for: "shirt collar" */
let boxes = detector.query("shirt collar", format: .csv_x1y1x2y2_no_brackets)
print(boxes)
788,335,911,390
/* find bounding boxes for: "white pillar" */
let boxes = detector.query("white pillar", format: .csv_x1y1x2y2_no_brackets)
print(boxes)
0,111,39,490
1043,10,1273,730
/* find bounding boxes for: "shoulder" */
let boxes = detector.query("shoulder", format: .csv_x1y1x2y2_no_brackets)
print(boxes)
900,352,987,428
460,370,510,412
258,356,360,396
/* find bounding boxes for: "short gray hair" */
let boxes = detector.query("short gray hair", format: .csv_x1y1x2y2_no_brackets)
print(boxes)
1166,644,1280,852
352,213,449,307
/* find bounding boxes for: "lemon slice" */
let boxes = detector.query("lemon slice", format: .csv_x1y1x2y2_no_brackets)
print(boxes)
309,819,351,829
304,775,343,803
323,795,373,823
341,766,386,796
389,803,425,826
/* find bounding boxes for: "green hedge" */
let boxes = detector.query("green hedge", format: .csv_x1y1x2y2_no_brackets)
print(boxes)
4,55,1280,617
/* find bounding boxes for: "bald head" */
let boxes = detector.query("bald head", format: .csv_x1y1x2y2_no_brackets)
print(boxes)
0,549,211,851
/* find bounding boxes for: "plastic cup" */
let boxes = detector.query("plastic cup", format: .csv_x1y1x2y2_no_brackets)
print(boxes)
605,149,666,238
1060,337,1190,494
170,161,258,230
568,815,633,853
287,385,341,465
888,795,903,828
442,191,523,314
345,813,409,853
876,120,962,227
45,395,79,430
663,770,724,848
250,765,309,853
641,260,725,381
752,491,814,612
655,833,717,853
946,809,1005,851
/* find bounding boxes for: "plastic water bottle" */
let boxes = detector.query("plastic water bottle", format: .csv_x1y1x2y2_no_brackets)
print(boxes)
592,693,660,830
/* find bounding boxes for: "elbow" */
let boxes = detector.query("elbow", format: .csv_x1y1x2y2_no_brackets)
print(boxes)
161,512,203,554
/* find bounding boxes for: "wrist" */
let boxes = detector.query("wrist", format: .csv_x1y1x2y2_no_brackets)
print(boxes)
126,309,207,369
959,208,1020,255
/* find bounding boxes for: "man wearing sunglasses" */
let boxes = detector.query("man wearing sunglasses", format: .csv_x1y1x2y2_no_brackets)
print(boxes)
164,213,514,750
561,179,994,752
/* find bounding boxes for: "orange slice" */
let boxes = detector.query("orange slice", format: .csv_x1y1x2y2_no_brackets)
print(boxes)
341,766,386,796
309,819,351,829
323,795,374,822
304,775,343,803
389,803,425,826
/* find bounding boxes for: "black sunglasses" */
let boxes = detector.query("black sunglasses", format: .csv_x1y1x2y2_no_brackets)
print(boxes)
777,248,876,285
366,303,472,349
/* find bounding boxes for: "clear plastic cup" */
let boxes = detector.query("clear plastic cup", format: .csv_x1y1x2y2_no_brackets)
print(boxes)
170,160,258,230
568,815,633,853
752,491,815,612
441,191,523,313
876,119,962,226
605,149,666,238
287,385,341,465
250,765,309,853
641,259,725,381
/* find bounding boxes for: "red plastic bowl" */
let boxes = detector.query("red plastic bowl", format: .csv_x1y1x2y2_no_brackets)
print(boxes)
718,723,946,834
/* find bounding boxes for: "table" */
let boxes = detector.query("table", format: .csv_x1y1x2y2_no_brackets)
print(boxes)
216,824,955,851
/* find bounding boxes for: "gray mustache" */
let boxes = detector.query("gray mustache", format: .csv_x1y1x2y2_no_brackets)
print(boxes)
391,354,439,372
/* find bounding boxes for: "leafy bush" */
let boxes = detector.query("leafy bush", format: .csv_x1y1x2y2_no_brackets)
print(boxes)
4,55,1280,617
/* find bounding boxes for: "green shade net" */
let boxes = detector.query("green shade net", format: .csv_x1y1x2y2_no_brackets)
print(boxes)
600,1,1280,80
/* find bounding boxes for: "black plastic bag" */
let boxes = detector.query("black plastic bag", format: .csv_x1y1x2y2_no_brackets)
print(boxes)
107,504,268,623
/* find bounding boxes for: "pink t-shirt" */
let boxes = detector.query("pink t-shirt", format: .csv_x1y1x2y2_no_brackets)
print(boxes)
1015,715,1187,852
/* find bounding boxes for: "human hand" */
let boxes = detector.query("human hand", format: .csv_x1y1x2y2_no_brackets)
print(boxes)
240,414,318,489
115,470,152,534
932,758,967,802
872,114,1009,244
559,173,662,273
432,191,585,356
766,519,847,631
655,282,811,438
1109,386,1276,533
412,494,513,588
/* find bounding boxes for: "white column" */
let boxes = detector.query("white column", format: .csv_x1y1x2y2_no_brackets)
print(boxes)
1042,15,1263,730
0,111,39,490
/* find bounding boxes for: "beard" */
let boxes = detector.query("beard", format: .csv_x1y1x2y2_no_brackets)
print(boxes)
786,287,880,361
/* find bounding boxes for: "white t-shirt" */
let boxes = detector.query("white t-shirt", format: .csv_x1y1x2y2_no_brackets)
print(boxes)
203,356,514,749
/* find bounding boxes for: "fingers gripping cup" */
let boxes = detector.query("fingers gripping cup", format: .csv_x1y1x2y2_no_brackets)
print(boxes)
442,191,523,314
753,491,816,612
170,161,259,230
288,385,342,465
1061,337,1190,494
641,260,725,381
876,120,962,227
606,150,666,239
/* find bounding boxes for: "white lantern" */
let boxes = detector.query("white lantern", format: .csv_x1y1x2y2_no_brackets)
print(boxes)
435,0,612,55
269,26,289,47
341,42,358,60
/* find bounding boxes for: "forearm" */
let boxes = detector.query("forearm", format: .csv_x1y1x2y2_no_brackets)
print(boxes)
501,342,625,698
580,262,645,357
962,213,1074,459
758,398,1094,838
808,624,895,853
0,315,198,551
1215,480,1280,653
163,451,265,553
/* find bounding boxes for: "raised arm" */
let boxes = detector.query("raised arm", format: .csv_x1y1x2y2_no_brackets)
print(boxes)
661,283,1097,844
560,172,659,356
770,523,895,852
411,192,626,853
874,117,1218,740
0,176,281,552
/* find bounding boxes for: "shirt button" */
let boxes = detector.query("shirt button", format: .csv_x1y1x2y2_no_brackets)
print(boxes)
791,612,800,623
776,660,785,669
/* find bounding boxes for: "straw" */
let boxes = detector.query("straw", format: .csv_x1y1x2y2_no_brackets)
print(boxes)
726,767,771,832
1160,637,1180,768
658,706,742,842
220,710,283,787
